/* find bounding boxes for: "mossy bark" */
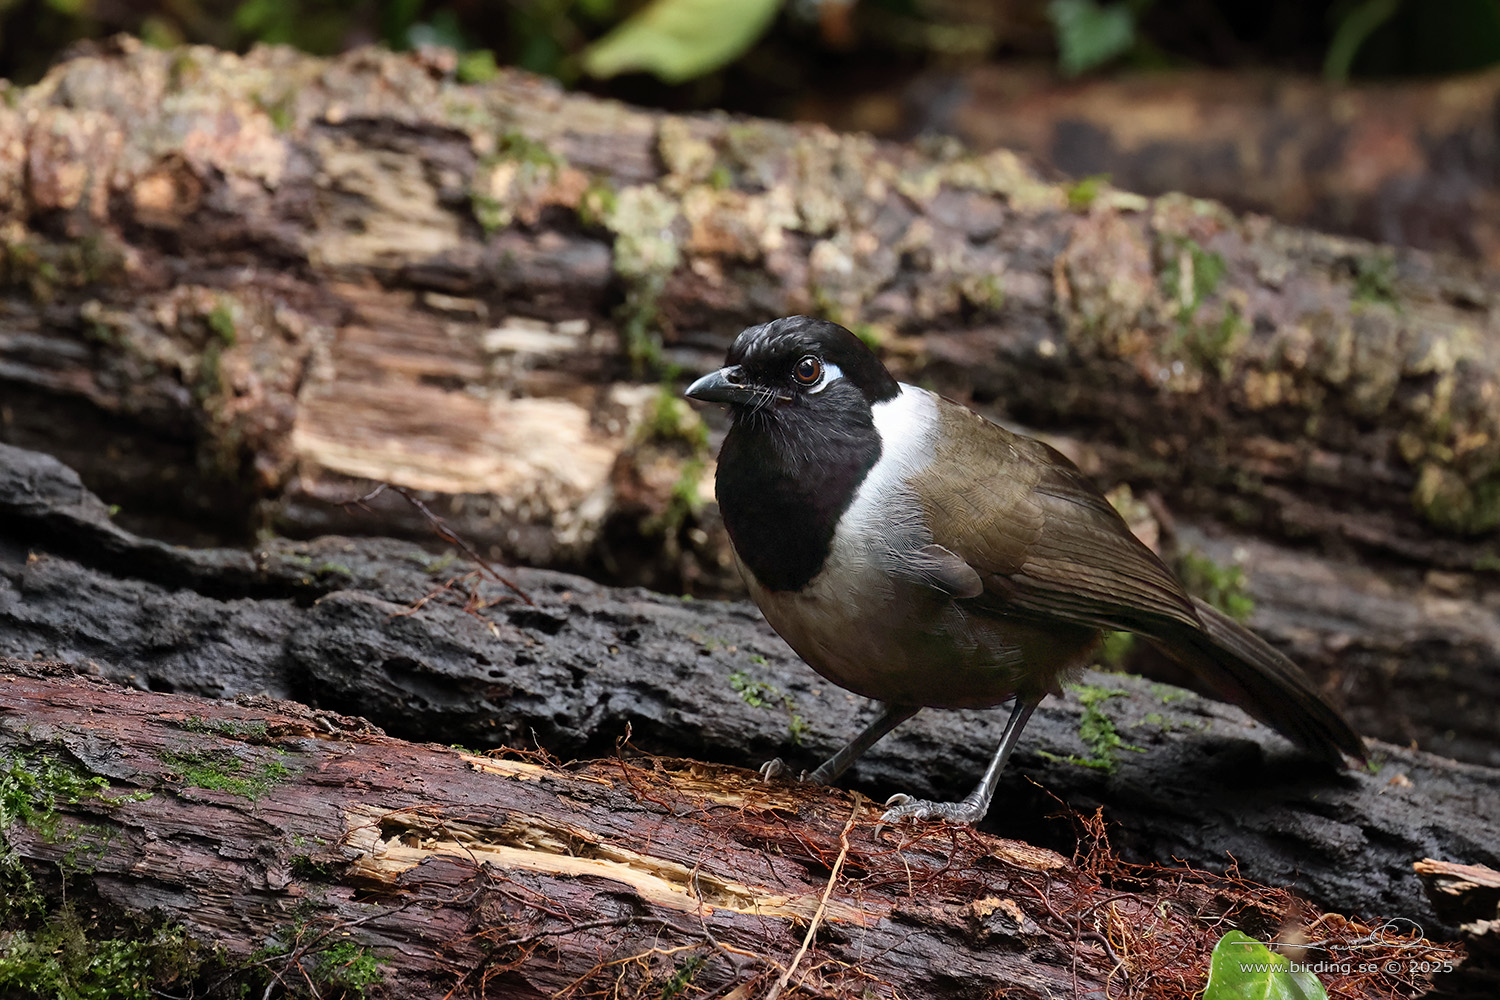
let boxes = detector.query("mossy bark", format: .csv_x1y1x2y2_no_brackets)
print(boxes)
0,39,1497,586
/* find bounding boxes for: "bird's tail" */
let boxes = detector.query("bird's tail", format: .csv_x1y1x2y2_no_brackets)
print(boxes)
1144,598,1365,763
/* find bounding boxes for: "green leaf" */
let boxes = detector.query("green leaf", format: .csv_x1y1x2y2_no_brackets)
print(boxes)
1323,0,1401,82
1047,0,1136,77
583,0,783,83
1203,931,1328,1000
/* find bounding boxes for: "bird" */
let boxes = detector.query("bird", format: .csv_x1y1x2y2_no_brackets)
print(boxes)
685,315,1365,825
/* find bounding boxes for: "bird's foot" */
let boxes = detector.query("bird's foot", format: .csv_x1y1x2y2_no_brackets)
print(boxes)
758,758,807,783
879,792,987,826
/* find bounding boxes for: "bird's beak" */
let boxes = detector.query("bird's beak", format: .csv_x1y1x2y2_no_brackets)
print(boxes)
685,365,757,406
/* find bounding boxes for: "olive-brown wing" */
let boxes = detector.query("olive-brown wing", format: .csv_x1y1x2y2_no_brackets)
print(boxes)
911,401,1200,634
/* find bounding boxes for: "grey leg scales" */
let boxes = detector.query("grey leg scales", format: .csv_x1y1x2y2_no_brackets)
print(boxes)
759,703,920,784
880,697,1039,825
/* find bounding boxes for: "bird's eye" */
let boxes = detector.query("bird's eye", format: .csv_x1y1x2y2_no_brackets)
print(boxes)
793,356,822,385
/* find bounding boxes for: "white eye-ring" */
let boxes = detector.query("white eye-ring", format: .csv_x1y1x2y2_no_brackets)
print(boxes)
805,360,843,394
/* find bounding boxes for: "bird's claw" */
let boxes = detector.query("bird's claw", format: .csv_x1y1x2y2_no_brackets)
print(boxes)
759,758,809,783
878,792,986,826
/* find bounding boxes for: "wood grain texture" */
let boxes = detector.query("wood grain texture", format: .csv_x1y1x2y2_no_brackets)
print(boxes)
0,663,1464,999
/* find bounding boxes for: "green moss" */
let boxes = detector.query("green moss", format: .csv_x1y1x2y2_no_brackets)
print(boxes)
1,756,208,999
1156,234,1248,373
312,940,385,995
960,272,1007,313
1413,464,1500,536
1,755,148,849
1037,684,1145,774
0,906,203,1000
471,134,566,237
1,233,126,301
1351,252,1398,307
605,184,682,376
659,955,707,998
619,280,667,374
727,670,775,708
254,915,386,998
809,282,846,326
159,750,295,802
1066,174,1109,211
472,191,507,236
175,716,271,741
1160,236,1226,323
288,854,340,879
850,322,886,351
1174,301,1248,374
641,383,709,451
577,177,618,229
496,130,563,170
207,296,235,344
1135,711,1205,734
1149,682,1191,705
707,164,733,190
1174,549,1255,622
254,91,296,132
646,458,706,540
728,670,808,746
410,550,460,576
457,48,499,83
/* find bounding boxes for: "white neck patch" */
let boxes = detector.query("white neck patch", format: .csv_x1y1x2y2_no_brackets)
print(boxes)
842,383,939,527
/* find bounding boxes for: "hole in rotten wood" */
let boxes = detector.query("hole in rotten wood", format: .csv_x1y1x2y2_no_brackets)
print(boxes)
506,607,568,635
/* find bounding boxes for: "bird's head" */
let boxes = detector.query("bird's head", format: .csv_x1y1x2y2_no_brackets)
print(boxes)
685,316,899,425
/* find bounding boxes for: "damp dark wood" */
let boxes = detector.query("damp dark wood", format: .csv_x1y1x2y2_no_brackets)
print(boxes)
4,441,1498,951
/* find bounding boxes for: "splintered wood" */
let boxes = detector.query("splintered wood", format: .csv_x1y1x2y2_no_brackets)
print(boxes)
0,665,1460,998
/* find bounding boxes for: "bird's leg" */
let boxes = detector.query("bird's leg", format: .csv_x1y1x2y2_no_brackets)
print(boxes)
880,696,1039,825
759,703,920,784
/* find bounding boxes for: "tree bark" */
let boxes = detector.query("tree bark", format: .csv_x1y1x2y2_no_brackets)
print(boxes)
4,442,1498,944
1,39,1497,994
0,662,1468,999
0,39,1496,585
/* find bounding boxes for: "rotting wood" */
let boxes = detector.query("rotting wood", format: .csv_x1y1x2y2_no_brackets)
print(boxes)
4,442,1499,939
0,665,1463,999
1415,859,1500,999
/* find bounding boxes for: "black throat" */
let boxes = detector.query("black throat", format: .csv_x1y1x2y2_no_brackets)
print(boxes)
716,403,882,592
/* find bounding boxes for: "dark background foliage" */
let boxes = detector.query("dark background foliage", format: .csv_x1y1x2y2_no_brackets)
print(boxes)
4,1,1500,120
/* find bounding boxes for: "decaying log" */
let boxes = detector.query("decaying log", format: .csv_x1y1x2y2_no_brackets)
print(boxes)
0,39,1496,584
836,65,1500,268
0,664,1465,998
1416,860,1500,999
4,441,1498,940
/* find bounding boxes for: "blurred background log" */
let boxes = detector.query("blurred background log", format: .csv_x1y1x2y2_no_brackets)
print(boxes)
1,42,1497,579
809,64,1500,268
1,43,1496,767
